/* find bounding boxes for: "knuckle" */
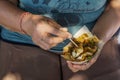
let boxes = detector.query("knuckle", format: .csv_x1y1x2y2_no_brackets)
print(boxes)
51,44,57,47
61,34,69,39
48,39,53,44
45,45,51,50
36,23,42,27
43,46,50,50
44,47,49,50
59,38,64,42
32,37,38,45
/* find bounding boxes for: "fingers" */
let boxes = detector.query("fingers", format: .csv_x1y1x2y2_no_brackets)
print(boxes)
43,35,64,44
44,16,65,30
32,31,65,50
32,37,51,50
31,15,72,50
37,19,72,41
42,17,72,39
67,61,80,72
72,63,90,70
49,27,72,39
60,28,68,32
67,58,98,72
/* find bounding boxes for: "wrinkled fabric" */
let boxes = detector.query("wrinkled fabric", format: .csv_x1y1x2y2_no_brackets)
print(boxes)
0,36,120,80
1,0,107,52
61,36,120,80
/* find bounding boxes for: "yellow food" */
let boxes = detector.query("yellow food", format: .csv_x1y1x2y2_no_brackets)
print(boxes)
62,33,99,62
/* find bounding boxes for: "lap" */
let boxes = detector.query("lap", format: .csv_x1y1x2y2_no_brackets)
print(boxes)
0,39,61,80
61,37,120,80
1,36,120,80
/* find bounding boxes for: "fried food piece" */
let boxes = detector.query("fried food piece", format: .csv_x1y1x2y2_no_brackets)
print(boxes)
62,33,99,62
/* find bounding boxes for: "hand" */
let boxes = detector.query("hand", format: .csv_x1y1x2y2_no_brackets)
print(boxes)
21,14,72,50
67,41,105,72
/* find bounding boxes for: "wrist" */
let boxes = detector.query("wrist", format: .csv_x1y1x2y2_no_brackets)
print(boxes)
19,12,35,36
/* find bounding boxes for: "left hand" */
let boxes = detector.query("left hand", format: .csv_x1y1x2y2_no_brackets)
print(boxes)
67,56,97,72
67,41,105,72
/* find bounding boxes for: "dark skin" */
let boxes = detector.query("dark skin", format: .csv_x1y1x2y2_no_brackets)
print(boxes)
0,0,71,50
0,0,120,72
68,0,120,72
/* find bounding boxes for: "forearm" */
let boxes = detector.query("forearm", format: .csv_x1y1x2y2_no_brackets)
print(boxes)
92,6,120,43
0,0,25,33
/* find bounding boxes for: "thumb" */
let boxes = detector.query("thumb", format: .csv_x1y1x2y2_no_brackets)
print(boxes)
67,61,80,72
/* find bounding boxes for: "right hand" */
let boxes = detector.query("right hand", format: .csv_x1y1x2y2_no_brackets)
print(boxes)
21,14,72,50
67,41,105,72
